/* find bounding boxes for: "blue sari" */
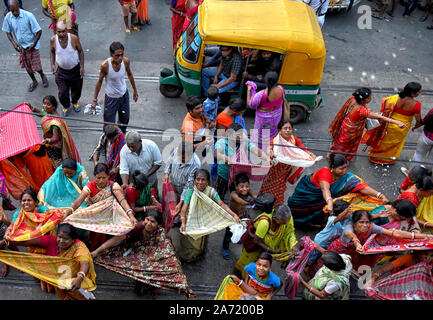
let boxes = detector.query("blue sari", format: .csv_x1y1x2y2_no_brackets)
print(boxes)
37,163,89,209
287,171,367,225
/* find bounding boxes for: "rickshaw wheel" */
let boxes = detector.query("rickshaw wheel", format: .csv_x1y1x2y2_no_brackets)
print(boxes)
159,84,184,98
289,102,308,124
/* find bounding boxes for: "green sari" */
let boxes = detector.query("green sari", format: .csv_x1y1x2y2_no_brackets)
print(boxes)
134,185,153,221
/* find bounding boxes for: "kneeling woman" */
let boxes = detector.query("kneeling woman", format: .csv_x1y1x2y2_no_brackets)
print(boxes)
90,210,195,297
228,253,282,300
1,223,96,300
179,169,239,263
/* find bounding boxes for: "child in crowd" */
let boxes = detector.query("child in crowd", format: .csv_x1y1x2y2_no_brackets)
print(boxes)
203,86,219,130
221,173,256,260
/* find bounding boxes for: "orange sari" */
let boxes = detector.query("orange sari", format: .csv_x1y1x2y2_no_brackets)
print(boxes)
0,158,37,200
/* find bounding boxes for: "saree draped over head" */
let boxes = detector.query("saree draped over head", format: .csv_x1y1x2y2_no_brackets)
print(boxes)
63,182,134,236
287,171,368,225
284,236,315,299
329,97,371,161
0,241,96,295
235,212,297,277
41,115,81,168
95,225,195,298
303,253,352,300
106,129,125,171
38,163,89,209
366,262,433,300
260,134,322,204
362,94,419,164
6,207,65,254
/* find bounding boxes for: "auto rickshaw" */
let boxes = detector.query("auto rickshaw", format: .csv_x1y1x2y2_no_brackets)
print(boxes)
160,0,326,123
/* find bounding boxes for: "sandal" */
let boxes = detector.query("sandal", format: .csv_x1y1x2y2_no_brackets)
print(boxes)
372,13,384,19
28,82,38,92
132,26,141,31
125,28,131,35
221,245,231,260
384,16,392,21
42,77,49,88
386,10,394,17
72,103,81,112
419,15,428,22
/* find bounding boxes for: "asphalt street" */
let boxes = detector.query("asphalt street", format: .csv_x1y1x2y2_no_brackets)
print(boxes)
0,0,432,300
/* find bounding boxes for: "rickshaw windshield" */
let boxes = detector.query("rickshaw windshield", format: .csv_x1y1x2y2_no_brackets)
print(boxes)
182,15,202,64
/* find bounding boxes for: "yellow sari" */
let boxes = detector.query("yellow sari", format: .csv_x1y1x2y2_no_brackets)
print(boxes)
365,95,415,164
417,195,433,233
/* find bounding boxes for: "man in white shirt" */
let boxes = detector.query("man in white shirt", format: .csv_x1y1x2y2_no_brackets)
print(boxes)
294,0,330,28
119,130,163,193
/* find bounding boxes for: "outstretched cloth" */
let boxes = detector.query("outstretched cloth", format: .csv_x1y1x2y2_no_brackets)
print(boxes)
366,262,433,300
324,193,384,214
363,233,433,254
0,246,96,292
0,104,42,161
64,196,134,235
162,181,177,232
273,133,322,168
284,236,315,299
214,275,245,300
183,187,241,240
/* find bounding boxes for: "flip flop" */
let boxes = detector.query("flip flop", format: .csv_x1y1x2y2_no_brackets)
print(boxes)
28,82,38,92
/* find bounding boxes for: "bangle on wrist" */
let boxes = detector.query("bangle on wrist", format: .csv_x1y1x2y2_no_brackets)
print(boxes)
376,192,382,198
411,232,415,240
326,197,332,202
143,206,147,212
77,271,86,279
424,222,429,228
238,280,243,287
126,209,133,215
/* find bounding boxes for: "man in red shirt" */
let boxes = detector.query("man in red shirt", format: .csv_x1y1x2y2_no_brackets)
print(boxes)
118,0,139,34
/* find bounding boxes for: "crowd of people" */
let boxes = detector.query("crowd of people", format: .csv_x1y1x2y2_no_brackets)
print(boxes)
0,0,432,302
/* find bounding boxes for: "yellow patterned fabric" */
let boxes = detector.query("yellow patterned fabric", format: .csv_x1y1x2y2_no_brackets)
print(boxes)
324,193,384,213
417,195,433,233
214,275,244,300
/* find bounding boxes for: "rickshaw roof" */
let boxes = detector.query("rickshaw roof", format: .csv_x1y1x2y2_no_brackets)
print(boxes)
199,0,326,58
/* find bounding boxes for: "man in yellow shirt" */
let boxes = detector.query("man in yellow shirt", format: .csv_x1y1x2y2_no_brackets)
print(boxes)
42,0,75,33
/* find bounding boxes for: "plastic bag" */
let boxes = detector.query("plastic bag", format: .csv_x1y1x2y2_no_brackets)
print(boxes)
230,223,246,243
84,104,102,115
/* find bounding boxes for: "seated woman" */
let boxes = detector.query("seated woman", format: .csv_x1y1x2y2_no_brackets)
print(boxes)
235,201,298,277
229,253,282,300
318,210,433,272
2,223,96,300
179,169,239,263
90,210,195,297
371,198,420,232
65,163,137,251
287,153,388,227
125,170,162,221
38,158,89,209
301,251,352,300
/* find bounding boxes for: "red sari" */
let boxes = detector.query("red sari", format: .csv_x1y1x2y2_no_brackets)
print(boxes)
171,0,187,50
329,97,371,161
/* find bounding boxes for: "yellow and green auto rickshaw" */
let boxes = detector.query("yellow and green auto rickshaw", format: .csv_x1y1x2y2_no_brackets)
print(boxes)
160,0,326,123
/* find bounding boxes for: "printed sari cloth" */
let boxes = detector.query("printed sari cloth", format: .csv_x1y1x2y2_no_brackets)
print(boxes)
64,182,134,235
38,163,89,209
329,97,370,161
366,262,433,300
106,129,125,171
287,171,368,225
95,225,195,298
41,116,81,168
362,95,413,164
0,241,96,294
171,0,187,49
235,212,297,277
284,236,315,299
162,181,177,232
214,275,245,300
5,208,65,254
303,254,352,300
183,186,239,240
325,193,384,213
362,233,433,254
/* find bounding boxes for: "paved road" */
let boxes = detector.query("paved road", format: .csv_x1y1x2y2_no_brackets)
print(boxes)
0,0,432,300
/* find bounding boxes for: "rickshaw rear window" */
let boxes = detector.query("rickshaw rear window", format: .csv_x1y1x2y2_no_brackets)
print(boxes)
182,15,202,63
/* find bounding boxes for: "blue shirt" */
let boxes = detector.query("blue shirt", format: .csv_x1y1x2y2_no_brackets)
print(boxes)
2,9,41,50
244,262,280,288
314,216,349,249
203,97,219,122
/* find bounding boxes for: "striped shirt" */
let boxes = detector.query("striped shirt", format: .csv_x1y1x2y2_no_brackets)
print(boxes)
164,147,201,200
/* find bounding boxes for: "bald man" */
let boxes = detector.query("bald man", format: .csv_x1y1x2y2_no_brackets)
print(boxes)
2,0,48,91
50,20,84,116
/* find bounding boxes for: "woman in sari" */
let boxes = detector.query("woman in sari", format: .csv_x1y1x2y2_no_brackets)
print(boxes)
182,0,201,31
179,169,239,262
319,210,433,272
29,95,81,169
170,0,187,50
363,82,422,164
65,163,137,250
287,153,388,227
2,223,96,300
38,158,89,209
246,71,285,149
91,210,195,297
259,120,316,205
371,199,420,232
329,87,406,161
126,170,161,221
225,253,282,300
302,252,352,300
235,203,298,277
